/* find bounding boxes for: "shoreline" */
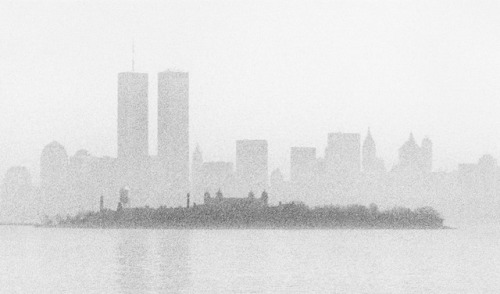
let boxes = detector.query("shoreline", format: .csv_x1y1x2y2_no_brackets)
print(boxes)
36,224,452,230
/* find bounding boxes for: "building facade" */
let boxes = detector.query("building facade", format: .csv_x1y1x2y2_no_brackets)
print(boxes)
290,147,317,184
117,72,149,204
236,140,268,195
117,72,149,162
325,132,361,180
158,70,190,200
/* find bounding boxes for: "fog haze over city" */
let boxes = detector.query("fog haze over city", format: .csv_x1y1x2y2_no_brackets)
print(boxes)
1,0,499,181
1,1,500,227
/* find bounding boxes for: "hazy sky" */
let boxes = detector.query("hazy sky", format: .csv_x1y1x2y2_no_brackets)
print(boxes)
1,0,499,182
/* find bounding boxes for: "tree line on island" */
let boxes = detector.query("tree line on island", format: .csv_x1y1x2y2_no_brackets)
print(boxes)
51,191,445,229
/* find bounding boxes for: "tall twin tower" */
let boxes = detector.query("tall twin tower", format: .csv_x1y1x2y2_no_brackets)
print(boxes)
117,70,189,205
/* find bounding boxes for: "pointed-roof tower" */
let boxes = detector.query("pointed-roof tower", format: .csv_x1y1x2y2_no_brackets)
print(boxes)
409,132,416,144
363,128,375,149
362,128,377,172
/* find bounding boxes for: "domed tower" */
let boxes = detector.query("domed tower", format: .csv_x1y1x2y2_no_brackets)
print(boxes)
421,137,433,173
40,141,69,190
362,128,377,172
203,191,211,204
69,149,92,176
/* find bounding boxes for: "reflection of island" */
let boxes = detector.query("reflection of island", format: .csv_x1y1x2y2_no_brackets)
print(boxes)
115,230,191,293
117,232,151,294
52,190,445,229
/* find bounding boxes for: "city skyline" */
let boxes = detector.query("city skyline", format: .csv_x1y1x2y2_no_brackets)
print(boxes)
1,1,499,226
2,66,499,225
1,1,500,182
1,65,478,183
2,3,500,293
0,66,498,183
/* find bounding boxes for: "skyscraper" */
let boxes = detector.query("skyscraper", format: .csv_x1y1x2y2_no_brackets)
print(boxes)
236,140,268,195
362,128,385,173
398,133,420,170
40,141,69,215
290,147,317,184
199,161,235,196
157,70,189,198
362,129,376,172
117,72,149,206
1,166,35,223
3,166,32,198
325,132,361,178
394,133,433,174
40,141,68,190
421,137,433,173
117,72,149,162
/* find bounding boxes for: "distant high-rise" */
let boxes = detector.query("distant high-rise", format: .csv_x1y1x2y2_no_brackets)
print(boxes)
117,72,150,206
66,149,116,211
362,129,385,173
191,145,203,183
41,141,68,190
158,70,189,198
325,132,361,178
421,137,433,173
395,133,432,174
236,140,268,194
40,141,69,214
290,147,316,184
457,154,498,217
117,72,149,162
398,133,420,169
1,166,35,223
200,161,235,196
362,129,376,171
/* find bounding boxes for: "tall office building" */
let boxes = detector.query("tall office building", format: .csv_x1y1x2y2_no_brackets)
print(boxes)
41,141,69,190
398,133,420,170
117,72,149,162
199,161,235,196
362,128,385,174
290,147,317,184
325,132,361,178
40,141,69,215
236,140,268,195
1,166,35,222
396,133,431,173
362,129,376,172
421,137,433,173
158,70,189,198
117,72,149,206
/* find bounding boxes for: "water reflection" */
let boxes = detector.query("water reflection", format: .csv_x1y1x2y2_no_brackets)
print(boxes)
116,230,152,293
156,230,191,293
115,229,191,293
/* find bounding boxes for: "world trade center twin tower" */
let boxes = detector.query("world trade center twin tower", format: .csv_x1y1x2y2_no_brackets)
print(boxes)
117,70,189,205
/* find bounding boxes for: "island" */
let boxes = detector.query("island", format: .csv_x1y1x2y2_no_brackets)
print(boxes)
47,190,445,229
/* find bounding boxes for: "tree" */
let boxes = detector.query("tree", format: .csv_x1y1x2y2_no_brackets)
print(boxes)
117,202,123,212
